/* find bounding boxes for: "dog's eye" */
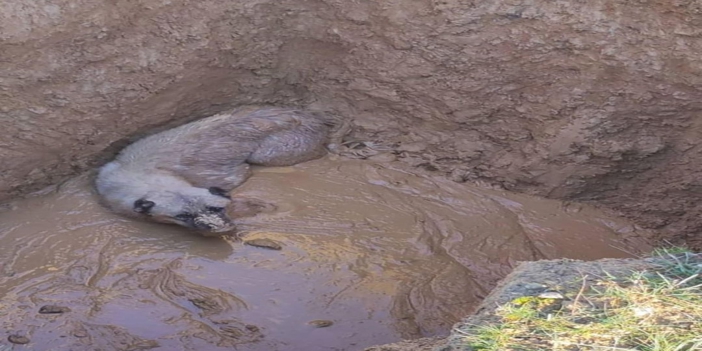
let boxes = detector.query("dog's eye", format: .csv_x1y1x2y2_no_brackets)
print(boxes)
175,213,194,221
206,206,225,213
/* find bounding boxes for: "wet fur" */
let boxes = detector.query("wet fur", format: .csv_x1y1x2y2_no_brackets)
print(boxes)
95,106,348,232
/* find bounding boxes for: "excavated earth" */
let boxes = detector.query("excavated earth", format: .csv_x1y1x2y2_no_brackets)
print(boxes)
1,0,702,350
2,0,702,249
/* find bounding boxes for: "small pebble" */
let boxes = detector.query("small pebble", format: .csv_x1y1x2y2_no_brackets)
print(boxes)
244,239,282,250
308,320,334,328
538,291,565,299
523,283,547,290
72,330,89,338
39,305,71,314
8,335,30,344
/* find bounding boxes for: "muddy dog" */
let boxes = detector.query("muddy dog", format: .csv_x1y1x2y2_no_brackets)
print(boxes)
96,106,348,233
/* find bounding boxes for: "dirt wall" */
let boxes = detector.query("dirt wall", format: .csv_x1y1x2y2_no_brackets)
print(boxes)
2,0,702,247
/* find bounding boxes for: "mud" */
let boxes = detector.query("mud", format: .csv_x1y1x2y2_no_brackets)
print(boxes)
0,157,651,350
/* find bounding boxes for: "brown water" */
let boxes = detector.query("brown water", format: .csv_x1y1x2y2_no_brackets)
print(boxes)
0,157,652,351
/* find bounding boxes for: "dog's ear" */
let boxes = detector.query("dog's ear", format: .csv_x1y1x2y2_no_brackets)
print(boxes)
208,187,231,199
133,199,156,214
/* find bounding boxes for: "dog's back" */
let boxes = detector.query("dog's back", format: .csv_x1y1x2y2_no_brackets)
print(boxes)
95,106,349,233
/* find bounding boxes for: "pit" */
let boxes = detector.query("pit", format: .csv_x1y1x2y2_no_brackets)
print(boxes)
1,1,700,350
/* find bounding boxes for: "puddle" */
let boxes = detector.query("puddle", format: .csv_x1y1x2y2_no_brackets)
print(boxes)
0,157,652,350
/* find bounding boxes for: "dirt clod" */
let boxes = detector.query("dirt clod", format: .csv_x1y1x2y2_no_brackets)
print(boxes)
39,305,71,314
72,330,89,338
8,335,30,344
244,238,283,250
308,320,334,328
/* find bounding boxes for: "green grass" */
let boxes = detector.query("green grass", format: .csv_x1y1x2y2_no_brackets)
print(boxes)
456,248,702,351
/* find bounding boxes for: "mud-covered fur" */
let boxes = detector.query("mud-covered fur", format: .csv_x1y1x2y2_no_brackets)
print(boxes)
96,106,348,233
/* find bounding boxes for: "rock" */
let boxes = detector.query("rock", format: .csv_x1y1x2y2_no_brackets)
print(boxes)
537,292,565,300
523,283,547,291
7,335,30,344
39,305,71,314
308,320,334,328
72,330,89,338
244,239,283,250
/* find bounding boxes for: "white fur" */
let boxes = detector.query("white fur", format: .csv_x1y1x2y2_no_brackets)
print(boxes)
94,106,345,231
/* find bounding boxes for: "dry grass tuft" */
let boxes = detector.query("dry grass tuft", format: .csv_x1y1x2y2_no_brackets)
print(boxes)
456,248,702,351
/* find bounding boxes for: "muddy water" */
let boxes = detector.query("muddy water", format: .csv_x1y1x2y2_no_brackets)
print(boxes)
0,157,651,351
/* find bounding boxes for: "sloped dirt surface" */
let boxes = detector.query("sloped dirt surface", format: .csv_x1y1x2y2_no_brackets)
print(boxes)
1,0,702,249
